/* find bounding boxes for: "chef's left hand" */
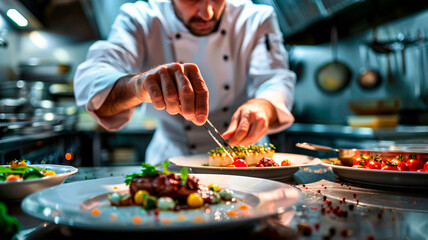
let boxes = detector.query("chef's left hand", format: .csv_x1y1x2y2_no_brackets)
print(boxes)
222,98,277,146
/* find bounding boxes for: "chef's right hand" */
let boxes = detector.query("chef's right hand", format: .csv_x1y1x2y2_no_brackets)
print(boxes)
133,63,209,126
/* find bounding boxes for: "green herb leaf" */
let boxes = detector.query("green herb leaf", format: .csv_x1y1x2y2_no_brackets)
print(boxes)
180,167,188,185
162,161,173,175
0,202,20,239
124,162,159,185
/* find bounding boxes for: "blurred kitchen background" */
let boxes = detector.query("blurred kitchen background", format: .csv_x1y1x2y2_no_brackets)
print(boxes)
1,0,428,166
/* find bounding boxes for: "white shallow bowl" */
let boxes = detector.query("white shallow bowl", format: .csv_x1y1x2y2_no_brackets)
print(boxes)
169,153,321,181
21,174,303,232
0,164,78,201
322,162,428,189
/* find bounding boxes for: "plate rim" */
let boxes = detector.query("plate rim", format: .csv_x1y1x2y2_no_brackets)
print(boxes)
21,174,304,232
321,162,428,175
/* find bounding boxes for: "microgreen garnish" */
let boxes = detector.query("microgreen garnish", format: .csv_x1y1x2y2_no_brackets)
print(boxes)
162,161,173,175
124,161,188,185
180,167,188,185
124,162,159,185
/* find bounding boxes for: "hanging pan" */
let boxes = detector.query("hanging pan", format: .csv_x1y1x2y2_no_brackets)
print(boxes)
315,26,352,94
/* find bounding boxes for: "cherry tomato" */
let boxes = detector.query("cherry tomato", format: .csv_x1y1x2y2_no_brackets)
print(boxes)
390,159,409,171
423,161,428,171
367,160,382,170
281,160,291,166
353,155,370,166
407,159,423,171
381,165,398,171
352,160,367,168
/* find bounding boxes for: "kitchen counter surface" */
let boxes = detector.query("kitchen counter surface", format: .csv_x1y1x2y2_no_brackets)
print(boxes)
5,162,428,239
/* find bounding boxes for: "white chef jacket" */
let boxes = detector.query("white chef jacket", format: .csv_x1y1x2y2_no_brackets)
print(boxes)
74,0,296,165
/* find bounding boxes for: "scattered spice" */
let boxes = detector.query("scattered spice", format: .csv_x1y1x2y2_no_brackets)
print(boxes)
314,222,320,230
329,227,336,236
366,234,375,240
340,228,349,237
297,224,312,236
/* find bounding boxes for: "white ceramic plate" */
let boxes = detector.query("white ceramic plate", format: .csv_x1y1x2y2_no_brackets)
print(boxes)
322,162,428,188
169,153,321,181
21,174,303,232
0,164,78,201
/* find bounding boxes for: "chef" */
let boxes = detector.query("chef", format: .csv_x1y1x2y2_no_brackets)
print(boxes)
74,0,296,165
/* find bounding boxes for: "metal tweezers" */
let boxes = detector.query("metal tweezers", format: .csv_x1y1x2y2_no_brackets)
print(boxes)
203,119,235,161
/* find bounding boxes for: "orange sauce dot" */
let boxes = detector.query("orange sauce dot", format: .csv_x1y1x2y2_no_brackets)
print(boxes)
110,213,118,220
193,216,204,223
161,218,172,225
132,216,143,225
113,186,118,190
239,204,249,210
176,214,187,221
91,208,101,217
227,210,238,217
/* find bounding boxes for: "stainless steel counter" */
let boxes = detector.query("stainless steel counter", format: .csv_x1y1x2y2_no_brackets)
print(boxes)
6,164,428,239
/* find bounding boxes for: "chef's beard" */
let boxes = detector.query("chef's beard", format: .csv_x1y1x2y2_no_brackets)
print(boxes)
187,16,220,36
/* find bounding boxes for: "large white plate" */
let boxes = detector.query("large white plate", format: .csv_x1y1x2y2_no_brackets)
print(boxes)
169,153,321,181
0,164,78,201
322,162,428,189
21,174,303,232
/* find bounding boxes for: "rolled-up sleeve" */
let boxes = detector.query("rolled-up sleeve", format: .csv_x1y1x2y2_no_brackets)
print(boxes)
248,10,296,134
73,3,145,131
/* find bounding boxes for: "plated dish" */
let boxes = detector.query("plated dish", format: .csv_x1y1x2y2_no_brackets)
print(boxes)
322,159,428,189
21,170,303,232
0,160,57,182
208,144,277,167
0,164,78,201
169,153,321,181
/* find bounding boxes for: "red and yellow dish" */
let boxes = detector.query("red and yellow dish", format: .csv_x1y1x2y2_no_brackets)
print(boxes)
208,144,291,167
351,154,428,172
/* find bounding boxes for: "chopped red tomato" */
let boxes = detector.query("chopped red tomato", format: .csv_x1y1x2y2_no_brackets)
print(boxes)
281,160,291,166
232,159,247,167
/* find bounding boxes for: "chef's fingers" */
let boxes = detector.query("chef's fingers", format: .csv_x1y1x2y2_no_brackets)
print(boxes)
142,71,165,110
171,63,195,121
159,66,180,115
184,63,209,125
222,110,240,141
241,113,268,145
228,109,251,145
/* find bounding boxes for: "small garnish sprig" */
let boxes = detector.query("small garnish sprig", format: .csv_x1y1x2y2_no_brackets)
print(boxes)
124,161,188,185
